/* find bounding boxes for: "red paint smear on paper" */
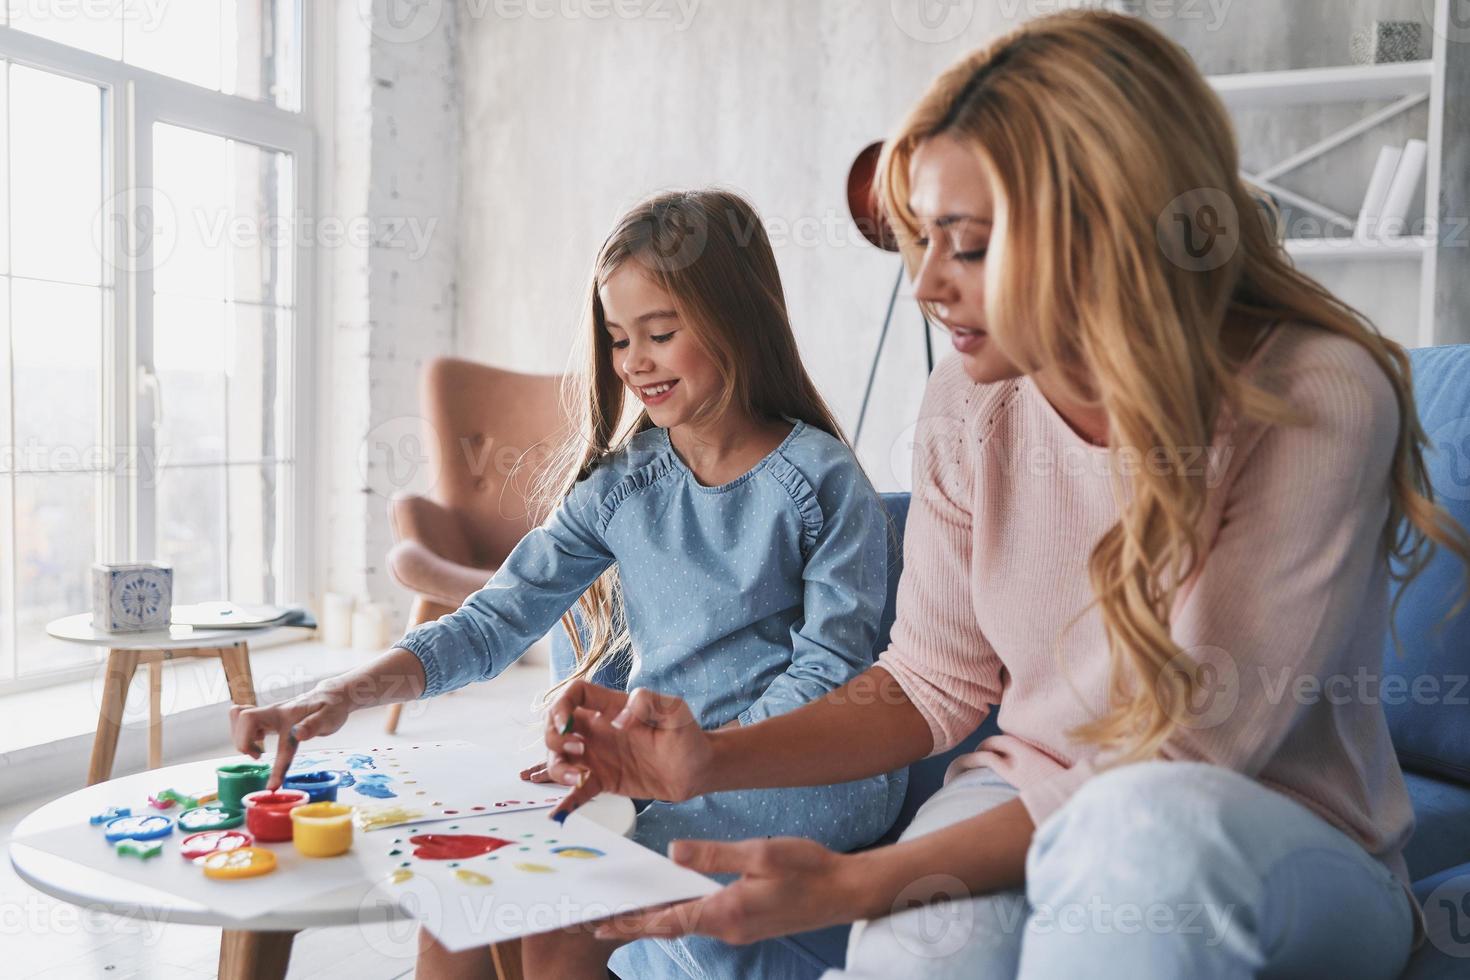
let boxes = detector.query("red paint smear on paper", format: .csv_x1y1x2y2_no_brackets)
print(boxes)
409,834,513,860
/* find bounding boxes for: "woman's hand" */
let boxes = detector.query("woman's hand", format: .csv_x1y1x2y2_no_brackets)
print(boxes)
545,681,714,819
228,683,352,789
591,838,868,944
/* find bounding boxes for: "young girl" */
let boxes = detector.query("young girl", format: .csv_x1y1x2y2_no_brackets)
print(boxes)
544,13,1470,980
228,189,906,979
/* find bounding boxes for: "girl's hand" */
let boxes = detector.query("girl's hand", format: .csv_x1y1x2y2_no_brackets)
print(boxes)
228,683,352,789
518,761,553,783
591,838,865,944
545,681,713,819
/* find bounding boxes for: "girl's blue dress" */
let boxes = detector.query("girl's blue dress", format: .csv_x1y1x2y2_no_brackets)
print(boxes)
398,420,907,977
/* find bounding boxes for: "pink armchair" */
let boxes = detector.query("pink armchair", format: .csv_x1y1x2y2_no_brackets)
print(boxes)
383,358,569,734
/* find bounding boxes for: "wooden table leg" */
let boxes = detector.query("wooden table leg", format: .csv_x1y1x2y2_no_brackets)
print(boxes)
88,650,138,786
219,929,298,980
490,938,525,980
219,643,258,706
148,659,163,770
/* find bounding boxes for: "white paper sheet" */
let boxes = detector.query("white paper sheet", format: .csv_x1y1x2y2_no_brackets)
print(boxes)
285,740,568,831
360,808,720,950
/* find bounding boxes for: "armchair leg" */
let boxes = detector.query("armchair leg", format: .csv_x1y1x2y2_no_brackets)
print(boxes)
384,596,457,735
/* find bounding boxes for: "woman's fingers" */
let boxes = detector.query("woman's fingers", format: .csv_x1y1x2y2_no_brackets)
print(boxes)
546,680,629,738
548,768,602,824
518,762,548,782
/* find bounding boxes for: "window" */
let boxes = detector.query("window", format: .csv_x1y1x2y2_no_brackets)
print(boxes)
0,3,311,689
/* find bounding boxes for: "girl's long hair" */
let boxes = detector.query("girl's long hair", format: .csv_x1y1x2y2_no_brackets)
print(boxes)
540,189,854,696
878,10,1470,763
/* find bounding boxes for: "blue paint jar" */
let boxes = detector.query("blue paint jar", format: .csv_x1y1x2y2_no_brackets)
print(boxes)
282,769,342,803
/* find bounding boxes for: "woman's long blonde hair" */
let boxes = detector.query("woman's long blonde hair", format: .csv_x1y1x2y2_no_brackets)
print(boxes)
878,10,1470,763
540,189,854,696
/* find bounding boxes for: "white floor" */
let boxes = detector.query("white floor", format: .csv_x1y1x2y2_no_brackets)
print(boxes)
1,661,554,979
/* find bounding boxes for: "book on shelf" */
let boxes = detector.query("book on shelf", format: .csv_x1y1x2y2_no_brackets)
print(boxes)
1355,144,1403,239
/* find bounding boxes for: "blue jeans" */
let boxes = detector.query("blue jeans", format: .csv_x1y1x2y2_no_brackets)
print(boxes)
831,761,1416,979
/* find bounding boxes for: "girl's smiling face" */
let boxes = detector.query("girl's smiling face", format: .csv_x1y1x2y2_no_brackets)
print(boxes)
600,261,723,429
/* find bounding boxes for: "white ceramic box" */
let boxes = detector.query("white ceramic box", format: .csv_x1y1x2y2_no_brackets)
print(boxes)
91,562,173,633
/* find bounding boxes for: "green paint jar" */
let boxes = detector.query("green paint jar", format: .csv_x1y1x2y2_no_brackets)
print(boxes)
216,763,271,811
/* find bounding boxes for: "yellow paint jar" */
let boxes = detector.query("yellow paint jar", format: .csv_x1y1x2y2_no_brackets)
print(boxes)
291,802,354,857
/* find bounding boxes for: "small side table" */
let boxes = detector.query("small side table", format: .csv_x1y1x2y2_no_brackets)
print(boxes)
46,614,283,785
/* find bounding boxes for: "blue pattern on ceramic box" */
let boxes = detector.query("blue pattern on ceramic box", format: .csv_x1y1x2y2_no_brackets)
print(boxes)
91,562,173,632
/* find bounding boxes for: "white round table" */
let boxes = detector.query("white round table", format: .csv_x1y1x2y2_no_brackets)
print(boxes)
47,613,284,785
8,753,635,979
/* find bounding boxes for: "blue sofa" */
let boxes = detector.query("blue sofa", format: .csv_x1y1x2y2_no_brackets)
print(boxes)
553,345,1470,976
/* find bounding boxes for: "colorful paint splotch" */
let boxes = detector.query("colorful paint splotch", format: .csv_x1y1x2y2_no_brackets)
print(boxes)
551,846,605,859
355,805,425,832
454,869,493,886
513,862,554,874
353,773,396,799
345,754,376,770
409,834,513,860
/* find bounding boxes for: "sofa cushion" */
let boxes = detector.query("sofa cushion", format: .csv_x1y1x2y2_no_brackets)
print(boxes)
1403,771,1470,883
1382,346,1470,786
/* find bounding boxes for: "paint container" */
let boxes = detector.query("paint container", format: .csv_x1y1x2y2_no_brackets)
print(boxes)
216,763,271,811
291,802,355,857
241,789,309,842
282,769,341,803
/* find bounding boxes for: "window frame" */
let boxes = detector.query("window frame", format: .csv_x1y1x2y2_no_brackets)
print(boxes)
0,10,316,695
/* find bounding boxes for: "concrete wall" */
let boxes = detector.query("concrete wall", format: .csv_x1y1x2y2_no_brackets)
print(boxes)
317,1,461,624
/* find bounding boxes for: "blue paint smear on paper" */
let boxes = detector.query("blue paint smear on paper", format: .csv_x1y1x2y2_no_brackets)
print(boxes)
335,769,356,788
353,773,396,799
346,754,376,770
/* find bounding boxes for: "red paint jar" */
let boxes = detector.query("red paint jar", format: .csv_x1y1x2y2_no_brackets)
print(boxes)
241,789,309,842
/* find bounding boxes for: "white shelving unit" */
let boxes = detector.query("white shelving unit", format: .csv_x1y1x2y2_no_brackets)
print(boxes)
1205,1,1467,348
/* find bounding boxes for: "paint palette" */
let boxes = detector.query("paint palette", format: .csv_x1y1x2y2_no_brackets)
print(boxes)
285,741,569,832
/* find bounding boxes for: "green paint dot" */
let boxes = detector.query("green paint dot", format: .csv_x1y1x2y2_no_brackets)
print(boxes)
393,838,402,844
449,862,459,868
388,849,402,856
522,833,534,838
519,846,530,851
399,861,410,867
449,825,459,830
546,839,558,844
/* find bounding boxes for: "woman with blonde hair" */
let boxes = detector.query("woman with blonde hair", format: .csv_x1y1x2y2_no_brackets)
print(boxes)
545,10,1470,977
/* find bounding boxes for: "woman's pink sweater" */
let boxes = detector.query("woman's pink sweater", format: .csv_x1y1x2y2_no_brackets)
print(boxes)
877,322,1415,888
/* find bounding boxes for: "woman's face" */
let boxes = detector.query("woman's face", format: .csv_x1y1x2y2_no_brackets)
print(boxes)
599,261,723,430
907,134,1021,384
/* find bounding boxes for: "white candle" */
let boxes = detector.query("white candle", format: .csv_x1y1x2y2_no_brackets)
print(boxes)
322,593,355,648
